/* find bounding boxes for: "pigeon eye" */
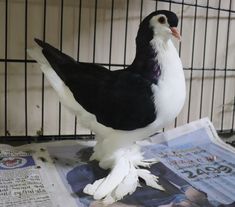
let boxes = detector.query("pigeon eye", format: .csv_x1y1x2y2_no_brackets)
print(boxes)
158,16,166,24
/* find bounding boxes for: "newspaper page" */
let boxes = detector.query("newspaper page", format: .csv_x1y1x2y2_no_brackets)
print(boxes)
148,117,235,206
0,143,78,207
0,118,235,207
44,118,235,207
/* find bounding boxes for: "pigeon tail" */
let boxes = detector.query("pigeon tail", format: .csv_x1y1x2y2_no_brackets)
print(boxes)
27,46,87,119
34,38,75,65
27,47,48,65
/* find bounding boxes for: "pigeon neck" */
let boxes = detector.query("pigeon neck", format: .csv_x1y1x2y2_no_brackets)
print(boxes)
130,41,161,84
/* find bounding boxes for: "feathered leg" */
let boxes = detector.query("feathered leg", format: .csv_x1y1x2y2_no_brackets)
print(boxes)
84,142,164,204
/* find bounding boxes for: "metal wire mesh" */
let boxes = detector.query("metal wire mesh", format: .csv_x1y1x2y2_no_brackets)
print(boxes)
0,0,234,142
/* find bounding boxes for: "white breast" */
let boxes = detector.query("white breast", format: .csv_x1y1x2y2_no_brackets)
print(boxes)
151,38,186,128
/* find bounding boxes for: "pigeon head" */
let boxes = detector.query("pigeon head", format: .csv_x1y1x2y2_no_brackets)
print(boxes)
148,10,180,40
136,10,180,51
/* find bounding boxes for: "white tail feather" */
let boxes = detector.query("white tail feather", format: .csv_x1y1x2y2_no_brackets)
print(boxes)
27,47,88,119
27,48,49,65
27,47,65,95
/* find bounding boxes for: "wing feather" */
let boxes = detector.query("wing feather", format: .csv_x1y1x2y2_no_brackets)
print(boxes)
34,39,157,130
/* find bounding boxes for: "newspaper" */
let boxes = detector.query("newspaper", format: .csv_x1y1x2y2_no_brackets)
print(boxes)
0,118,235,207
0,144,78,207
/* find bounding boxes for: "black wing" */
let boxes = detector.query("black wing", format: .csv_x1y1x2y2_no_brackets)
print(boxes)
35,39,156,130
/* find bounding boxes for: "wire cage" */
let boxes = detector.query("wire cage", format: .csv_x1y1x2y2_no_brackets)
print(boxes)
0,0,234,143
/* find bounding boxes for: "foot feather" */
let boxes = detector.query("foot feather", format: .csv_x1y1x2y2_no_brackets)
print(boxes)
83,145,164,204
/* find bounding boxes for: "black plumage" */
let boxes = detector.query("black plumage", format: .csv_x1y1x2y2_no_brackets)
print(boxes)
34,38,156,131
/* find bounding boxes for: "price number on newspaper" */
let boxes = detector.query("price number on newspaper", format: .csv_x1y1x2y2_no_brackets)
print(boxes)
181,164,234,181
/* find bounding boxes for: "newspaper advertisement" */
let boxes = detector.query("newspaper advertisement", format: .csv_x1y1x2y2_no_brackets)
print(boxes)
0,118,235,207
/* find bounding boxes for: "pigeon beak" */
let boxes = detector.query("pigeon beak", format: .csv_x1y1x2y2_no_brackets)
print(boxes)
170,27,181,41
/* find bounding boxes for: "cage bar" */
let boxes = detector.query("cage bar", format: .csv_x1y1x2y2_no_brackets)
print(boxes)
123,0,130,68
156,0,235,13
0,0,234,142
221,0,232,131
210,0,221,123
41,0,47,137
108,0,114,71
174,0,184,128
199,0,210,119
4,0,8,138
24,0,28,139
187,0,198,123
57,0,64,138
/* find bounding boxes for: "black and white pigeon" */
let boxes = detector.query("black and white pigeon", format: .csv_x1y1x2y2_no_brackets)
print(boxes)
28,10,186,204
